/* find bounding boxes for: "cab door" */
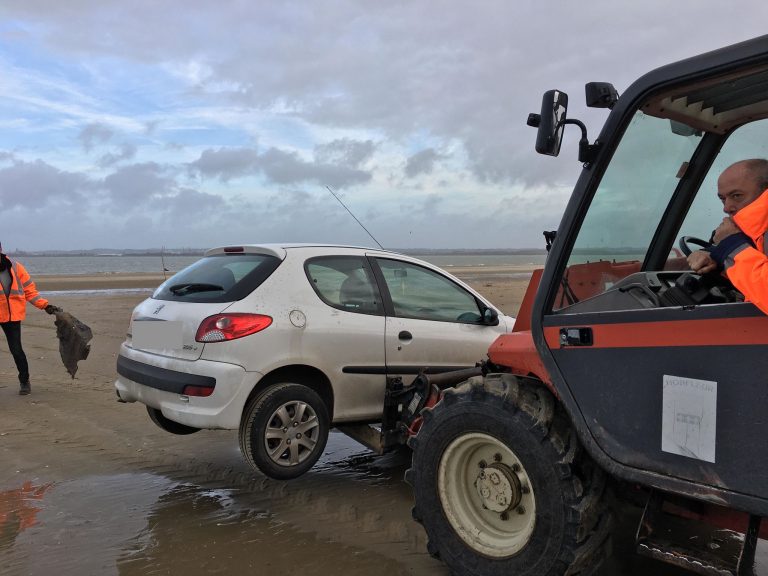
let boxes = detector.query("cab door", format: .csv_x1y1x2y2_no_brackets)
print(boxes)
538,112,768,500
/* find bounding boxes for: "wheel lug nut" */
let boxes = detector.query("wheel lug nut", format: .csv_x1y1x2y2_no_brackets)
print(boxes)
293,422,298,427
522,485,530,494
478,460,487,469
512,463,521,472
516,505,526,515
500,512,509,521
493,453,502,462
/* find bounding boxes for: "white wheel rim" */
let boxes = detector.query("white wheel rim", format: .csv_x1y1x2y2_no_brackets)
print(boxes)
263,400,320,467
438,432,536,557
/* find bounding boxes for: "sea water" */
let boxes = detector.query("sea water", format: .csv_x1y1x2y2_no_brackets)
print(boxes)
17,253,549,276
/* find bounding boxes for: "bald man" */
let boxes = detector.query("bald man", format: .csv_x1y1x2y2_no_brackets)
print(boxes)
688,159,768,314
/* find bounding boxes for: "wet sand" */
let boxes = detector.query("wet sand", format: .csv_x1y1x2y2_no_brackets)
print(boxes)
0,270,761,575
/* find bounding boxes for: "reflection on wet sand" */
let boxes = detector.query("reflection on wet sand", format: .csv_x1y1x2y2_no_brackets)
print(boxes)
0,482,53,551
116,482,414,576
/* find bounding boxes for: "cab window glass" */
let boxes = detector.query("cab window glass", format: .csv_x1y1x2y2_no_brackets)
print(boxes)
553,112,702,311
673,119,768,263
305,256,382,315
375,258,482,322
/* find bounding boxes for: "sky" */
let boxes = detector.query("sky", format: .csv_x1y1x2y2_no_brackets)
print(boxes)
1,1,767,252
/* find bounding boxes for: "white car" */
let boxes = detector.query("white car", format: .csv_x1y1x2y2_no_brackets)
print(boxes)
115,244,514,479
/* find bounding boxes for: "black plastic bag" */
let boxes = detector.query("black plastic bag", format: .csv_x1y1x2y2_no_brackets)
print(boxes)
54,311,93,378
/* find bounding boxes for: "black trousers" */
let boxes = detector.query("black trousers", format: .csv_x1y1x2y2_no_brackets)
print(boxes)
1,321,29,384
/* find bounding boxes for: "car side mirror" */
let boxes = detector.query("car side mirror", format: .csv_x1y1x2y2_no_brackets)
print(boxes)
534,89,568,156
483,307,499,326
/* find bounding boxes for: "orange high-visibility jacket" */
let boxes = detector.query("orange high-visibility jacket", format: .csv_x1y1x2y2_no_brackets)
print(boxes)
0,260,49,323
718,189,768,314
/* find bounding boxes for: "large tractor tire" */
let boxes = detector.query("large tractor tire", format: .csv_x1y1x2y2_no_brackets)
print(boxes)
406,373,611,576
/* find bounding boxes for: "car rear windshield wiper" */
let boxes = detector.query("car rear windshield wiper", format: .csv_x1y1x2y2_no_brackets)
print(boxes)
169,283,225,295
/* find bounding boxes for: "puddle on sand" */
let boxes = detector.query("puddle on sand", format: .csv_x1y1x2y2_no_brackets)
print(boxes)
0,471,425,576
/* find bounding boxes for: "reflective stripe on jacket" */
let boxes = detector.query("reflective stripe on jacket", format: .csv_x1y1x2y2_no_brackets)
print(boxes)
0,261,48,323
721,189,768,314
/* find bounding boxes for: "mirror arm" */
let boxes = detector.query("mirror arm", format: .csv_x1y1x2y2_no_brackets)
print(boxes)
557,118,600,164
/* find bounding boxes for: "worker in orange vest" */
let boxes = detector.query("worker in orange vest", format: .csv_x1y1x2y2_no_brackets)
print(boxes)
0,243,60,395
687,159,768,314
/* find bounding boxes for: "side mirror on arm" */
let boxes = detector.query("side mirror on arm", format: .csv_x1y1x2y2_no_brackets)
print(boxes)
528,89,569,156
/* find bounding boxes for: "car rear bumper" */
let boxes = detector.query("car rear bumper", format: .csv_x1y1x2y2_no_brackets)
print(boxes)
114,345,263,430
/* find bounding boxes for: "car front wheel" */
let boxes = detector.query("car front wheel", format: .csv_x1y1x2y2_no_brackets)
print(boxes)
239,383,330,480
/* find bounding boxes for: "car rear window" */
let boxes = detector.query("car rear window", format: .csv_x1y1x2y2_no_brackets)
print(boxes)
152,253,281,303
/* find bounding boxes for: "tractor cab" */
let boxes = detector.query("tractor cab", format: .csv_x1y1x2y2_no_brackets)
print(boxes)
528,36,768,508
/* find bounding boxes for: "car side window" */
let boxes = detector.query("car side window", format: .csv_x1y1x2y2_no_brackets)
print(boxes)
305,256,382,315
374,258,483,323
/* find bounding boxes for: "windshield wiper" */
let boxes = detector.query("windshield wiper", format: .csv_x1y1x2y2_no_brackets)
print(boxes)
169,283,224,295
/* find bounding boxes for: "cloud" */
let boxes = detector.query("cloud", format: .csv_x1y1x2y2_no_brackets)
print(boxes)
258,147,371,189
101,162,176,209
404,148,441,178
78,122,114,152
98,142,138,167
314,138,375,168
188,145,372,189
187,147,261,181
0,159,89,209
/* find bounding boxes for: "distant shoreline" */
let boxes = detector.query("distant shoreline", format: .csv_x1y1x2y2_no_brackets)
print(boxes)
33,264,541,292
9,247,549,257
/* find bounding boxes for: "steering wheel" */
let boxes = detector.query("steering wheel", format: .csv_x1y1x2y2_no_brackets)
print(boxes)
678,235,712,257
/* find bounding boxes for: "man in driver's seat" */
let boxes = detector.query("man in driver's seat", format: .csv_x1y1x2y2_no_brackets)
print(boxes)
687,158,768,314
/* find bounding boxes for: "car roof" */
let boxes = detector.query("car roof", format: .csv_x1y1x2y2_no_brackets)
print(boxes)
202,243,506,314
204,243,406,259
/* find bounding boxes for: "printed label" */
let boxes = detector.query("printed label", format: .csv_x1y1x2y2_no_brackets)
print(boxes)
661,375,717,463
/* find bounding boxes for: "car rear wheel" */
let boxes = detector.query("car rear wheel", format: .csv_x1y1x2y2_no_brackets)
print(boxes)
146,406,201,435
239,383,330,480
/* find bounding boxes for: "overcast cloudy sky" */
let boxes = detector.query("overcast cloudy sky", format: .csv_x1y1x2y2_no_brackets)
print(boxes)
1,1,767,251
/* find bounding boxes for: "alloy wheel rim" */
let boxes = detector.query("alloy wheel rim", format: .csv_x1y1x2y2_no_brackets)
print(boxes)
263,400,320,467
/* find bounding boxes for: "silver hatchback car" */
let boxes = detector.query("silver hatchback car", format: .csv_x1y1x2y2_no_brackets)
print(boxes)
115,244,514,479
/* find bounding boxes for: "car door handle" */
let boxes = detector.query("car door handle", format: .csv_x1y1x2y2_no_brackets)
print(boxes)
398,330,413,341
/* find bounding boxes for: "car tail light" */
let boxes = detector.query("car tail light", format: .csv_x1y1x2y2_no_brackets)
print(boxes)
195,313,272,342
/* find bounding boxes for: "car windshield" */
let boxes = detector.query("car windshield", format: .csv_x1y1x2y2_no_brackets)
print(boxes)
153,253,281,303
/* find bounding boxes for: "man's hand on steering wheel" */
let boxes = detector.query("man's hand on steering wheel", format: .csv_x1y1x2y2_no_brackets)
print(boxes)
679,235,718,275
687,250,718,275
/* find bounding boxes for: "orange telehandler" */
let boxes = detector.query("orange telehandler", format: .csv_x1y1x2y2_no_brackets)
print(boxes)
403,35,768,576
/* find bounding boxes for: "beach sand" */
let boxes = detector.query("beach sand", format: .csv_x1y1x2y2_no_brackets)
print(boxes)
0,268,532,574
0,269,700,575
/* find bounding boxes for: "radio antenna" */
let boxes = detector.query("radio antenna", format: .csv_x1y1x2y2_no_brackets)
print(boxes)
325,185,384,249
160,246,168,280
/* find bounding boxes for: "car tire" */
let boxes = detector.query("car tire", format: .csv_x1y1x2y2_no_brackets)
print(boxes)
146,406,201,435
239,383,330,480
406,373,611,576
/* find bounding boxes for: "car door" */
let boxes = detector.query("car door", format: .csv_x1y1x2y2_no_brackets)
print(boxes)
370,257,507,380
304,255,386,422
